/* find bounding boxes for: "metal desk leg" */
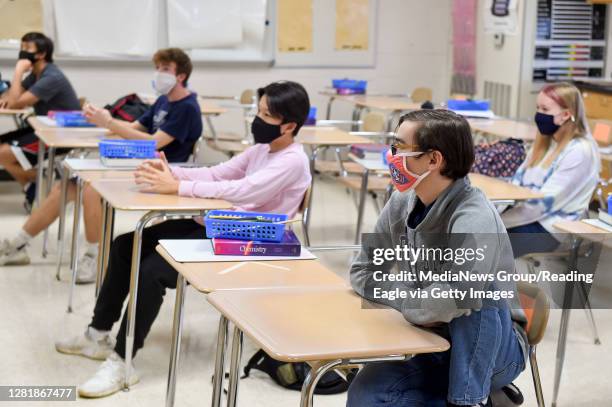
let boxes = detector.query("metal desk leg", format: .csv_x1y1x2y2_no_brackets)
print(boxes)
100,205,115,294
35,142,46,208
55,164,70,281
67,178,84,313
41,147,56,258
205,116,218,141
300,359,343,407
165,273,187,407
225,327,243,407
211,316,229,407
351,106,364,131
305,146,322,233
95,200,109,297
124,211,165,389
552,236,582,407
354,169,370,244
325,95,336,120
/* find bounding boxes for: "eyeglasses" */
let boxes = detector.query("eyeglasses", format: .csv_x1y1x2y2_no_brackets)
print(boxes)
390,139,426,157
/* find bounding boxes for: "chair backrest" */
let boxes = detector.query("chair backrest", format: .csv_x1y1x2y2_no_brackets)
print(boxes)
362,112,386,133
240,89,256,105
517,282,550,346
411,87,433,103
296,185,312,221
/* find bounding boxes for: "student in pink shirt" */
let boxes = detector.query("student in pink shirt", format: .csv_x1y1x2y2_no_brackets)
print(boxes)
55,81,312,398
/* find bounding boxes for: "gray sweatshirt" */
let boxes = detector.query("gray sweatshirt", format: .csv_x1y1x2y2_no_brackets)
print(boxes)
351,177,527,346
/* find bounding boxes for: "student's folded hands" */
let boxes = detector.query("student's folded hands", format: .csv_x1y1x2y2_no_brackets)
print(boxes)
134,154,180,194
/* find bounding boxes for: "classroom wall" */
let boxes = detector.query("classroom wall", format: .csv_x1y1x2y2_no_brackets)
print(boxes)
474,0,528,119
0,0,453,155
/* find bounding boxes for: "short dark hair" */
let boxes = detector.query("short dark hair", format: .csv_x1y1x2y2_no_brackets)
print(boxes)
257,81,310,136
152,48,193,86
21,32,54,62
397,109,474,180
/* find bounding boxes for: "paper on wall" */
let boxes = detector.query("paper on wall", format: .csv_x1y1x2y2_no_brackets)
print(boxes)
483,0,518,35
335,0,368,51
0,0,43,43
277,0,312,53
167,0,243,49
53,0,159,57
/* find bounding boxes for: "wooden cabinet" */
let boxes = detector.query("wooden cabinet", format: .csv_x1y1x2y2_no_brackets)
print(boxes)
582,90,612,120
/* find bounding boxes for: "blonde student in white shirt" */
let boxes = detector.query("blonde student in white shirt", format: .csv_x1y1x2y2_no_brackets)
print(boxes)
502,82,600,257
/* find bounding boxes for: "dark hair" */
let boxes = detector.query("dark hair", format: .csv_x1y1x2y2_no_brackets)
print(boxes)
21,32,53,62
257,81,310,136
152,48,193,86
397,109,474,180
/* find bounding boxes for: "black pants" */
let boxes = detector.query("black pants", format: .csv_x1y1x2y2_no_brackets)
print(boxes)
90,219,204,359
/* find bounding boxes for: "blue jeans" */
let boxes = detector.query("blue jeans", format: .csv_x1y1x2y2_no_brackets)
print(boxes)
346,305,525,406
507,222,560,258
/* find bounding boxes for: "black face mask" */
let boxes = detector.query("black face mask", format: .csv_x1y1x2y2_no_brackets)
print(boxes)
534,112,560,136
251,116,283,144
18,50,37,64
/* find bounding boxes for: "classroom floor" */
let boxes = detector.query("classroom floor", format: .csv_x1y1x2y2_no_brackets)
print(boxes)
0,176,611,407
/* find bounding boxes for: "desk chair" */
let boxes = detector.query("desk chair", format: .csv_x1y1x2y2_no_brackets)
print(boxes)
293,186,312,247
203,89,256,153
517,282,550,407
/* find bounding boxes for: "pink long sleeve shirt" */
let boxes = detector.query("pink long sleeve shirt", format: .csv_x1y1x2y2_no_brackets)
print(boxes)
170,142,312,218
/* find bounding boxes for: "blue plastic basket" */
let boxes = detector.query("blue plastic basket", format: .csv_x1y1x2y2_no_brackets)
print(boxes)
98,139,157,159
204,210,287,242
332,79,367,90
446,99,490,111
55,112,96,127
305,106,317,125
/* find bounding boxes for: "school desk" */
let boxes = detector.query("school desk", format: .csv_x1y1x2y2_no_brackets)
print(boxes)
0,107,29,128
296,126,374,233
27,115,111,208
88,178,232,390
469,118,538,142
207,287,450,407
155,244,345,407
551,220,610,407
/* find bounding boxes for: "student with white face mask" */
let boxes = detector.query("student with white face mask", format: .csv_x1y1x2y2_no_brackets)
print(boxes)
0,49,202,285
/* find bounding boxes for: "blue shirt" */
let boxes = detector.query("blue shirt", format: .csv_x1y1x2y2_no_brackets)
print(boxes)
137,93,203,162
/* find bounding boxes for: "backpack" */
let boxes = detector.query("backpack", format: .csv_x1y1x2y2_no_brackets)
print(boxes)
472,138,526,179
242,349,356,395
104,93,150,122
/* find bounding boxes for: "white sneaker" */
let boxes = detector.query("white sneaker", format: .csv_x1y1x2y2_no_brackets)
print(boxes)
0,239,30,266
78,352,139,398
75,253,97,284
55,327,115,361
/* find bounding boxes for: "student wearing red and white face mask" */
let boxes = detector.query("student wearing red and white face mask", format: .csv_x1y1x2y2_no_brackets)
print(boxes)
349,110,527,407
502,82,600,258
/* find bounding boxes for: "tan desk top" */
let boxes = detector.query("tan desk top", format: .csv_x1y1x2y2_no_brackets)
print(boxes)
296,126,373,146
469,173,544,202
0,108,28,115
602,153,612,162
553,220,612,248
74,169,135,183
157,245,345,293
351,95,421,111
469,118,537,141
207,287,450,362
34,129,113,148
90,178,232,211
